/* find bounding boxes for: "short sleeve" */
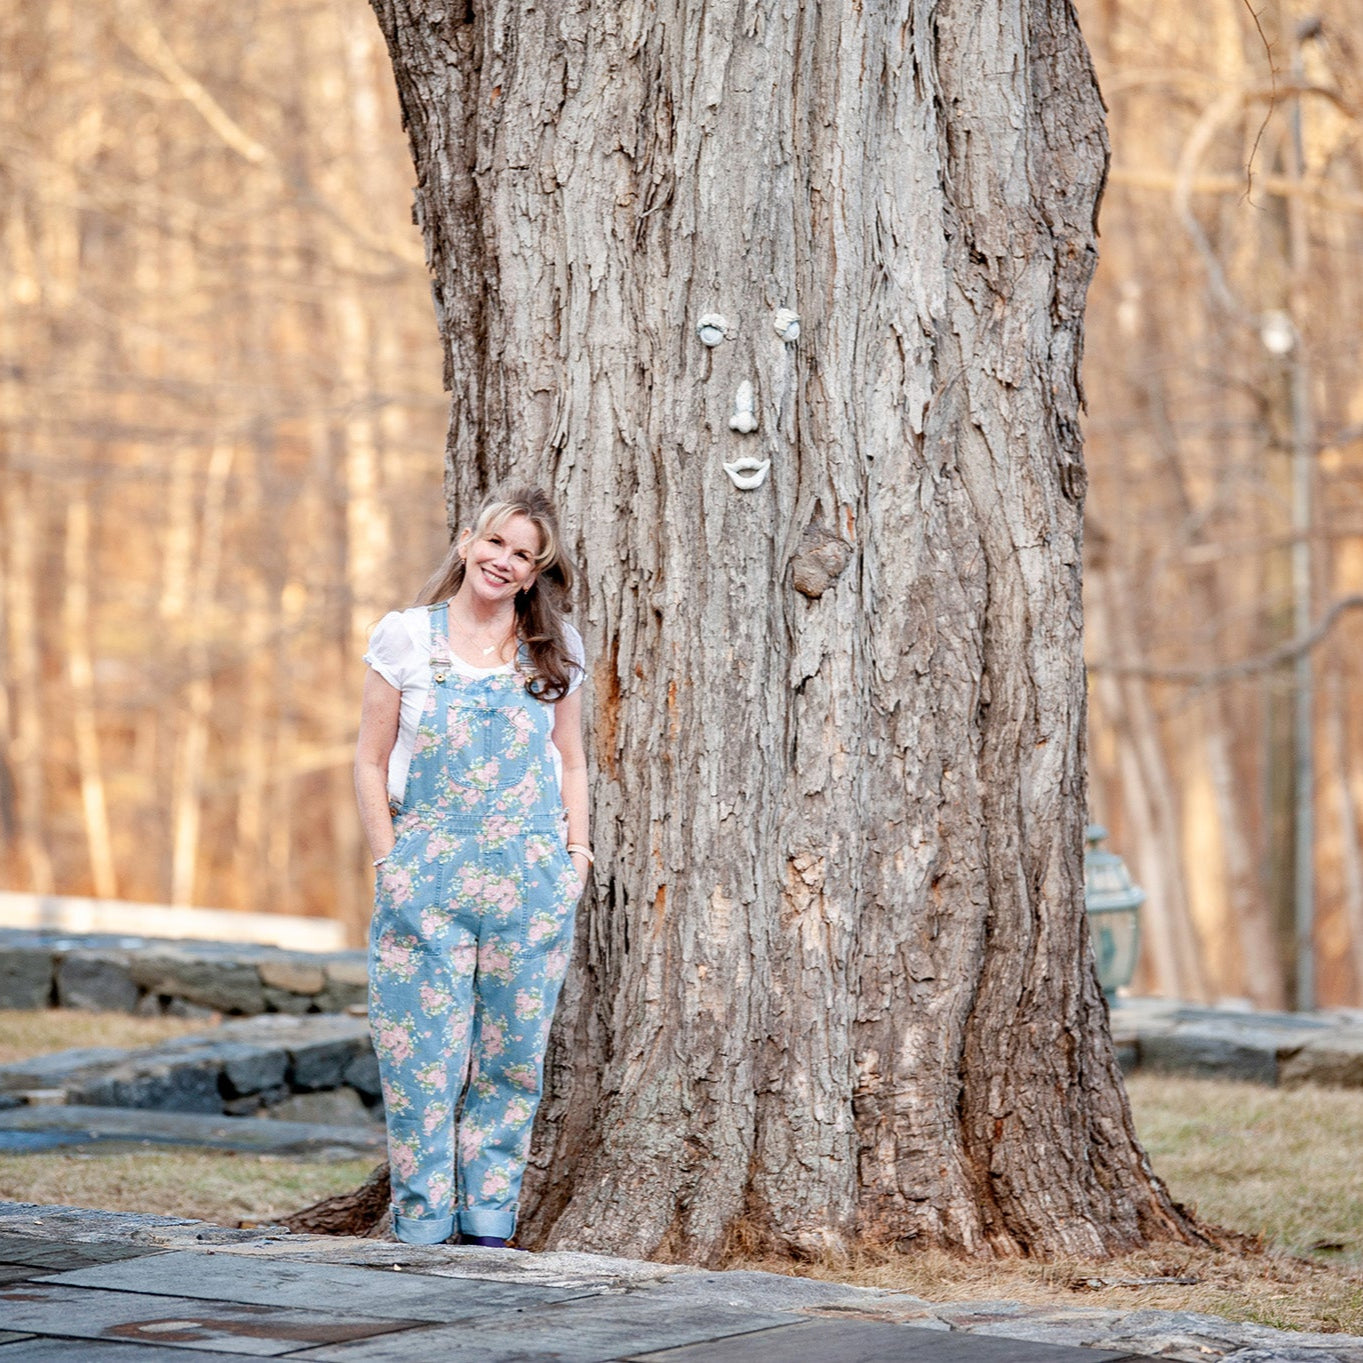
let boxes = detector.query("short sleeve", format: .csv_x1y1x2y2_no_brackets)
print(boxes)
563,621,587,695
364,611,417,691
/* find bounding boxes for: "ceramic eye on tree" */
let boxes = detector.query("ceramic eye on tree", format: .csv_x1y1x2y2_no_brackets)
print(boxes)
343,0,1214,1264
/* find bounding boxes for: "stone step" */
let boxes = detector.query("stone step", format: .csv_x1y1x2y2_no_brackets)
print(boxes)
1111,997,1363,1087
0,1014,381,1125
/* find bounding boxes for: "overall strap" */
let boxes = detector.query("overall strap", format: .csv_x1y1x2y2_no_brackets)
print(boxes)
428,602,452,681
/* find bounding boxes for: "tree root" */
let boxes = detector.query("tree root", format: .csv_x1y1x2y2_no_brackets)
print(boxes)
280,1161,391,1237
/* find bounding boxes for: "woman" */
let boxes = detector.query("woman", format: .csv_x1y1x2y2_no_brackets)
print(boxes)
355,485,590,1247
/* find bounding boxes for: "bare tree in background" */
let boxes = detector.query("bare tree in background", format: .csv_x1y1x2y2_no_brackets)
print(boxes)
1081,0,1363,1008
0,0,446,935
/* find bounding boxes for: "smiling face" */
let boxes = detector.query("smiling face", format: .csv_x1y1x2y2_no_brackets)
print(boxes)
459,511,544,606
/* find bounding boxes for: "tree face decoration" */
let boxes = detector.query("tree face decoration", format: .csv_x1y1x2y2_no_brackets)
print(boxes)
696,314,730,347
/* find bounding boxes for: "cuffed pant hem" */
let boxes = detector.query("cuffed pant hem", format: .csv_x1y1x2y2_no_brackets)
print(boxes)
458,1209,516,1239
394,1213,455,1245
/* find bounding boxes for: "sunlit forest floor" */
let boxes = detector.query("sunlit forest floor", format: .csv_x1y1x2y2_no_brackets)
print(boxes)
4,1017,1363,1332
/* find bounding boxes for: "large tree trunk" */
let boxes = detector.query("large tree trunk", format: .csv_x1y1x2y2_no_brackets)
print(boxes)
366,0,1206,1262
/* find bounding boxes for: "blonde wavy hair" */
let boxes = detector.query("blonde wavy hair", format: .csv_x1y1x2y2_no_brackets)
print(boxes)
415,485,578,703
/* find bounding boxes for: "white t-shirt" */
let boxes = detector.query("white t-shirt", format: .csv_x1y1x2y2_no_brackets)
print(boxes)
364,606,585,806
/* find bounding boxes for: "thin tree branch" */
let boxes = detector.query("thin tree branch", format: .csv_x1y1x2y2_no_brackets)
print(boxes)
1239,0,1277,199
1088,594,1363,685
116,0,271,164
1109,166,1363,217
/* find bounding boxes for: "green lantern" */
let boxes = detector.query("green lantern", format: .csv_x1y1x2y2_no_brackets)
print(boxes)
1084,825,1145,1002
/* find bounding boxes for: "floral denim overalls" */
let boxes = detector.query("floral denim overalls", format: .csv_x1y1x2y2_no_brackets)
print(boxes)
368,602,580,1245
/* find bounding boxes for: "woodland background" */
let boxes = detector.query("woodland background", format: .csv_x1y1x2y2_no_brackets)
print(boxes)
1,0,1360,1008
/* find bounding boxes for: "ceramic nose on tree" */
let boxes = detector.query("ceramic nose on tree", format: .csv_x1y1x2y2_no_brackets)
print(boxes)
723,380,768,489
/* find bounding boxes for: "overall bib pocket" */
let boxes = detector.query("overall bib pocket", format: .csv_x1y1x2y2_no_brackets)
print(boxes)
483,702,535,785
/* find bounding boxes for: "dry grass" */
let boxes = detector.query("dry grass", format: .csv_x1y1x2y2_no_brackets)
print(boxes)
737,1242,1363,1336
1128,1072,1363,1258
0,1009,216,1065
0,1149,376,1227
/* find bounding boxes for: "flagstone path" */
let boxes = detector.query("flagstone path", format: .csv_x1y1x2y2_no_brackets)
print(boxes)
1,1203,1360,1362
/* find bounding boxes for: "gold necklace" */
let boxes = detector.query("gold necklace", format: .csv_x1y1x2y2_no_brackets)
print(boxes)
449,607,515,658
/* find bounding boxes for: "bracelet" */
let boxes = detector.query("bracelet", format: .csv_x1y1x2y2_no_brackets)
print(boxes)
372,855,389,867
566,842,594,865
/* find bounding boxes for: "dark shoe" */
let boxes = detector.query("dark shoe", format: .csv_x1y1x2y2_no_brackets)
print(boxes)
460,1234,508,1248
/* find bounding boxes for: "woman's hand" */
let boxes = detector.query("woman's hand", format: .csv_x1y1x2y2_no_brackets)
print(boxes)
553,688,591,901
569,849,591,896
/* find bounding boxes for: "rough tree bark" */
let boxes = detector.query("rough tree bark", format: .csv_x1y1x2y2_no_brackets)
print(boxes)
360,0,1209,1262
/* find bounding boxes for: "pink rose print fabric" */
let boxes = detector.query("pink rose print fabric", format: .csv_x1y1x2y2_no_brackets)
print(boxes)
367,602,581,1247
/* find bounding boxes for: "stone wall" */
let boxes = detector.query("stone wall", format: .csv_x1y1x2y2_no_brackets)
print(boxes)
0,1015,381,1126
0,930,367,1018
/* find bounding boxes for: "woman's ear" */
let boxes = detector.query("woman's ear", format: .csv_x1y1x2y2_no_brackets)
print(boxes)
456,527,471,560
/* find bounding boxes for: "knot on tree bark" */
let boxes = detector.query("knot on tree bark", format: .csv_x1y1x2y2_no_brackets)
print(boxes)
1059,459,1088,501
791,523,853,598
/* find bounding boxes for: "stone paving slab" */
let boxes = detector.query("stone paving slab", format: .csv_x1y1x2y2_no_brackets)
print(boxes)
0,1280,416,1355
1222,1353,1359,1363
627,1320,1141,1361
0,1104,385,1158
935,1302,1363,1362
42,1249,594,1322
0,1230,162,1268
187,1237,685,1290
1092,1309,1363,1361
0,1046,136,1091
0,1014,380,1125
1108,999,1363,1087
631,1267,936,1315
287,1295,806,1362
0,1201,274,1246
1280,1032,1363,1088
0,1342,254,1362
1138,1022,1317,1086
